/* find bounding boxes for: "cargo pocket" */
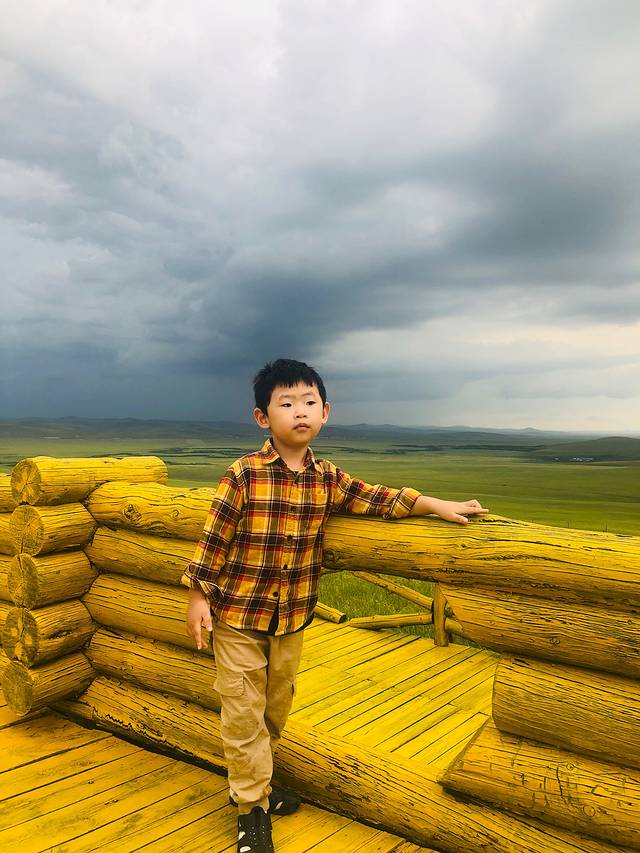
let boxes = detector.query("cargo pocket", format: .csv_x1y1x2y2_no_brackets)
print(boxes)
214,670,244,698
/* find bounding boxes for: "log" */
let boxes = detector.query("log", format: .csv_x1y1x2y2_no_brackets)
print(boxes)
0,513,16,556
348,613,433,629
86,626,219,711
9,504,97,556
0,556,10,601
443,586,640,678
84,526,194,586
442,720,640,850
2,600,95,666
85,481,215,540
323,514,640,610
11,455,168,506
0,600,11,631
493,655,640,770
54,676,622,853
352,571,434,610
314,601,347,623
2,652,95,715
0,649,7,681
0,473,17,512
433,585,449,647
82,573,209,652
7,551,97,608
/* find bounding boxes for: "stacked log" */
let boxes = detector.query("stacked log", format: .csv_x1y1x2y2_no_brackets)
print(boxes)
0,472,17,556
1,456,168,716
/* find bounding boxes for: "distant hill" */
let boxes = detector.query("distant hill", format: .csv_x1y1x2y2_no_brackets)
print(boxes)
529,436,640,462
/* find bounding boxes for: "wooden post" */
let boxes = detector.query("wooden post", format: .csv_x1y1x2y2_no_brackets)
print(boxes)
433,584,449,646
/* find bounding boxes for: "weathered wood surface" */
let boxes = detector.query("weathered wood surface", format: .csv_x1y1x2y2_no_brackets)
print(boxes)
433,584,449,646
0,556,10,601
86,482,215,540
55,676,623,853
314,601,347,623
493,655,640,770
11,455,168,506
353,571,434,610
0,602,10,681
443,585,640,677
2,652,95,715
84,526,193,585
2,600,95,666
349,613,433,629
86,626,220,711
9,504,97,556
7,551,97,608
442,720,640,850
0,474,16,512
0,514,15,556
83,573,208,652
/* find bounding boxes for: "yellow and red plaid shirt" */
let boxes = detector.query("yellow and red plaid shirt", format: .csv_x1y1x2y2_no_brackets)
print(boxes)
181,437,421,635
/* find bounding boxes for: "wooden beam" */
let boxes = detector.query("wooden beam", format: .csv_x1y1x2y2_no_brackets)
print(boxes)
2,601,95,666
433,585,449,646
7,551,97,609
353,571,433,610
2,653,95,715
314,602,347,623
9,504,96,556
348,613,433,630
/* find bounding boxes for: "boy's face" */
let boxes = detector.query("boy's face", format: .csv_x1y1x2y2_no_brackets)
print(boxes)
254,382,330,447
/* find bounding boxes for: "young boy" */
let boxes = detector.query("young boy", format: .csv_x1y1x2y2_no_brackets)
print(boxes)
183,359,487,853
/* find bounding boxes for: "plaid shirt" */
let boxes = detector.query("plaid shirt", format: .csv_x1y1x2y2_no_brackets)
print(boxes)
181,437,421,635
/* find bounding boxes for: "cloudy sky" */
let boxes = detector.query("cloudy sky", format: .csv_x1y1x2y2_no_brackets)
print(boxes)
1,0,639,431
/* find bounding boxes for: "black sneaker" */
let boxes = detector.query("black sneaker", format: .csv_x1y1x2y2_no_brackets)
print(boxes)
230,786,301,816
237,806,273,853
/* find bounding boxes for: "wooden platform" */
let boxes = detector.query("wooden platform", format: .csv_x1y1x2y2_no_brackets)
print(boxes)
0,621,498,852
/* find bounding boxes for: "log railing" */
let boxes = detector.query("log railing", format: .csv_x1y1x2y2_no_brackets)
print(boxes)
1,456,640,852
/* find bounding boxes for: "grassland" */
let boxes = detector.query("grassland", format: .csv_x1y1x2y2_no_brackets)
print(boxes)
2,431,638,641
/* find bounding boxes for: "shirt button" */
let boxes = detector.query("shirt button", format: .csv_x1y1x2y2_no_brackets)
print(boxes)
286,535,293,543
283,564,288,570
272,590,280,598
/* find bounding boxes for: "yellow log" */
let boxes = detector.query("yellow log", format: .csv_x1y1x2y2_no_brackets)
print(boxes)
442,720,640,850
0,649,7,680
82,573,209,652
84,526,194,585
86,481,215,540
443,585,640,678
433,584,449,647
348,613,433,629
0,513,16,556
7,551,97,608
11,454,168,506
314,601,347,623
2,600,95,666
54,676,622,853
86,626,219,711
493,655,640,770
0,473,17,512
9,504,97,556
0,556,10,601
0,600,11,631
323,514,640,609
2,652,95,715
353,571,434,610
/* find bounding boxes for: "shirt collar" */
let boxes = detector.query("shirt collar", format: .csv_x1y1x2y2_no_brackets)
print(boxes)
259,436,322,473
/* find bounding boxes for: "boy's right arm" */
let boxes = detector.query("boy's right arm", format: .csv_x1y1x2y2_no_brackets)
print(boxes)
183,467,244,649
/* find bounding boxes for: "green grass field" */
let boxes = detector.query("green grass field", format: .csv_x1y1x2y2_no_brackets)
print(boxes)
2,434,638,641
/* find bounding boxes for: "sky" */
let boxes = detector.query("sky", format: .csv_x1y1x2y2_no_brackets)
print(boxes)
1,0,639,432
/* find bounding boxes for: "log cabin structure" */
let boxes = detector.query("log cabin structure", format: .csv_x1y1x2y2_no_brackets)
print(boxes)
1,455,640,851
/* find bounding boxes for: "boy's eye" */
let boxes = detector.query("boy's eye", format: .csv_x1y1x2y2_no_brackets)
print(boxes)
306,401,316,405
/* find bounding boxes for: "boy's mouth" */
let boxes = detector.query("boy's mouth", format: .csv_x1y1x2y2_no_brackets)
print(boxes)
294,424,310,430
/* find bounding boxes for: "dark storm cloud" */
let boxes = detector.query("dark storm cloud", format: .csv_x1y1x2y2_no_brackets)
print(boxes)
1,0,639,427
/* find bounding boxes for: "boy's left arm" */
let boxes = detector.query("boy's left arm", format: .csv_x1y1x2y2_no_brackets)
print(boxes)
408,494,488,524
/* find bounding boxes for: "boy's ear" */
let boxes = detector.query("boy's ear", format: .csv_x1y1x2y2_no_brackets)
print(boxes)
321,401,330,424
253,407,270,429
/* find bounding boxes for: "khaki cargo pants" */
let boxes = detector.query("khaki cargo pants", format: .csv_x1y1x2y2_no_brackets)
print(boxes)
212,619,305,815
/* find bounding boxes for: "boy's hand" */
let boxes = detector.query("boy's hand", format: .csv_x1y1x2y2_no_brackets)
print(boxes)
186,589,214,650
411,495,489,524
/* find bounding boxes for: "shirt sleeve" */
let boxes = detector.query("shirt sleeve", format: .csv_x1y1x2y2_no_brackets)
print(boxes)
330,466,421,519
180,466,244,598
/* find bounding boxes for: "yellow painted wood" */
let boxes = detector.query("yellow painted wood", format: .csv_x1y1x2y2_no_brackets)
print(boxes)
82,572,210,652
384,706,484,757
0,514,16,557
494,654,640,770
433,584,449,646
442,720,640,850
2,652,95,715
9,504,97,556
11,455,168,506
314,600,347,622
0,556,10,602
352,570,434,610
52,676,624,852
0,711,110,771
86,481,216,540
0,599,10,631
86,626,220,711
444,584,640,678
7,551,97,608
84,525,195,585
349,612,433,629
323,513,640,609
0,474,16,512
409,713,490,764
2,600,95,665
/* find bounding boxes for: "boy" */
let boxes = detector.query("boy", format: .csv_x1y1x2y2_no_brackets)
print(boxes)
183,359,487,853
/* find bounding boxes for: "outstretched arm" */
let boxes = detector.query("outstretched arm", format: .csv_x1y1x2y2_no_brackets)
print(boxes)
409,495,488,524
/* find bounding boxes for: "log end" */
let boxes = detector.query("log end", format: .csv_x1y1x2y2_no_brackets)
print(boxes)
11,458,43,506
2,660,34,715
9,506,44,555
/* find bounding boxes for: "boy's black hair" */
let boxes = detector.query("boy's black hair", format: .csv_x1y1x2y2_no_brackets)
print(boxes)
253,359,327,413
